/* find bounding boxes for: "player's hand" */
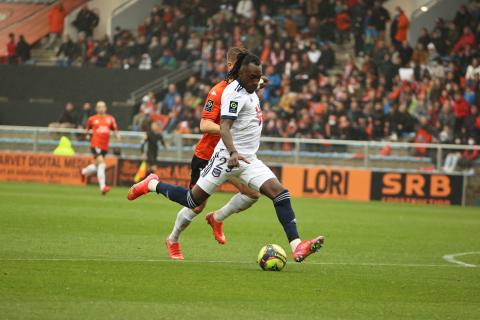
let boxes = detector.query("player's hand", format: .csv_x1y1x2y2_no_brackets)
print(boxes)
141,153,147,160
228,152,250,169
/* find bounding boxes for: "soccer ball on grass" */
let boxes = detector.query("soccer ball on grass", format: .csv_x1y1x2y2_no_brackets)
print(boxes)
257,244,287,271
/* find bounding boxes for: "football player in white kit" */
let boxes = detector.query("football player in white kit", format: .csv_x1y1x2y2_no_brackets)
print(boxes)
128,53,324,262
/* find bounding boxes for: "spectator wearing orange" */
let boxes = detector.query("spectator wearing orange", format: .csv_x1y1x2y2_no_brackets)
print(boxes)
46,2,66,50
394,7,409,47
335,5,351,45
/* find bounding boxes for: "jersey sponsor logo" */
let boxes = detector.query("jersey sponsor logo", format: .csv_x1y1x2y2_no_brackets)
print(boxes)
204,99,214,112
229,101,238,113
211,90,217,96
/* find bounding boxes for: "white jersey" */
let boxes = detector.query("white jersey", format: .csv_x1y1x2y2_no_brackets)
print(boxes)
215,80,263,155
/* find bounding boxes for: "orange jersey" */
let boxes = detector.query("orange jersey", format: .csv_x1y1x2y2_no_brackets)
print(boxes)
194,80,229,160
86,114,118,151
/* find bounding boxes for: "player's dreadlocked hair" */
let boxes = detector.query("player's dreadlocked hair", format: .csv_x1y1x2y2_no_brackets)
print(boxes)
225,52,261,81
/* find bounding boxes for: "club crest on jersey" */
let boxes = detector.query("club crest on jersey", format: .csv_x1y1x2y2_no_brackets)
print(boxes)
229,101,238,113
204,99,214,112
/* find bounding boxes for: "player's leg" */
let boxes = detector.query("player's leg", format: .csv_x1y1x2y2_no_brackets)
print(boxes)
165,156,208,259
212,178,260,221
245,160,324,262
96,152,109,194
80,148,99,180
205,178,260,244
128,151,230,209
127,174,211,209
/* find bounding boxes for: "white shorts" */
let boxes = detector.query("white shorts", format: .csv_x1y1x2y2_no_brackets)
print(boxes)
196,149,277,195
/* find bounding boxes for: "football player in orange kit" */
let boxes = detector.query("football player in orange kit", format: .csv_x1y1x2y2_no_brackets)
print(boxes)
80,101,120,195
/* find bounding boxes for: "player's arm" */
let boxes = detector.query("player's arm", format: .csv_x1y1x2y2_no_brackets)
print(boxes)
220,89,250,168
85,117,92,138
158,133,166,148
111,117,121,141
200,88,222,134
140,133,147,154
220,119,250,169
199,119,220,134
220,118,236,155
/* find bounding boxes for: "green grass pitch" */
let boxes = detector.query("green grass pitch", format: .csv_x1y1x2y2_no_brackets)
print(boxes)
1,181,479,319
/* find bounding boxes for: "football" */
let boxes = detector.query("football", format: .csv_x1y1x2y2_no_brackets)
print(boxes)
257,244,287,271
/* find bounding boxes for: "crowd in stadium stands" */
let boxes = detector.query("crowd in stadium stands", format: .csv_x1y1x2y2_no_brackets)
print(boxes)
129,0,480,155
4,0,480,164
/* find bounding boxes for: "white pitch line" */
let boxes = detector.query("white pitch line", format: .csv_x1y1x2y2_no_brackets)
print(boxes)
0,257,471,268
442,252,479,268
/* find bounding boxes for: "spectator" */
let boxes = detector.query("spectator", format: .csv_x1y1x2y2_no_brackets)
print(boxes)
49,102,77,129
162,84,180,114
454,5,474,33
335,5,352,45
394,7,409,48
457,137,479,171
465,57,480,85
56,35,78,67
73,5,99,38
389,103,415,140
6,33,16,65
363,22,378,55
370,101,386,140
398,40,413,66
417,28,431,49
139,53,152,70
452,91,471,132
46,2,66,50
414,116,435,156
411,43,428,66
78,102,94,128
371,0,390,36
451,26,476,54
236,0,253,18
15,35,30,64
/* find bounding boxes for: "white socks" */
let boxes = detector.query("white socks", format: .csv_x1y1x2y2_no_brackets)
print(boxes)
289,238,302,252
167,193,258,243
97,163,106,190
81,164,97,175
168,207,197,242
148,180,159,192
213,193,257,222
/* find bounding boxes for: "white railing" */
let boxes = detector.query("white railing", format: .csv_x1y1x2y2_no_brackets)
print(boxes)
0,125,479,172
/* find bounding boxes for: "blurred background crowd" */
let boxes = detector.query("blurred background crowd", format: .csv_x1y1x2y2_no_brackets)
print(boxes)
9,0,480,156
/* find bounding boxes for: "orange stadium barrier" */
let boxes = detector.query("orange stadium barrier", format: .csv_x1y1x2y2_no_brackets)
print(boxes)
282,165,371,201
0,151,117,186
0,151,464,205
